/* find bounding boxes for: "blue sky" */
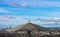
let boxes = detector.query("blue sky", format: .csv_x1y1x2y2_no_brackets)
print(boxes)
0,0,60,28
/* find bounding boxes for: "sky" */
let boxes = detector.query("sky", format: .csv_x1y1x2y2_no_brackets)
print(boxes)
0,0,60,28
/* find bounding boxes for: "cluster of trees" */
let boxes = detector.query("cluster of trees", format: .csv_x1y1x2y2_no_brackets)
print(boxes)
0,33,60,37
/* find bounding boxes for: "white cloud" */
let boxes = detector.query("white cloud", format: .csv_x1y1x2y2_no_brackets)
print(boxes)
9,2,19,6
54,17,60,20
1,0,60,8
20,3,28,7
35,17,60,25
43,22,56,24
0,8,10,15
0,16,60,28
25,1,60,8
39,1,60,7
0,8,8,12
0,16,28,26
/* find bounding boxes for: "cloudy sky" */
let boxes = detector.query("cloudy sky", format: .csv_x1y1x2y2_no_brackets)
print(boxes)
0,0,60,28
